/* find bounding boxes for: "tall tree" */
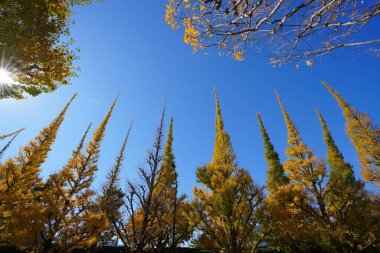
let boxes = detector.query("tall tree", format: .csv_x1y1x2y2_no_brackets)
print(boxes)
124,110,192,253
314,108,378,253
323,82,380,187
316,108,360,204
257,113,291,251
150,117,178,252
0,0,94,99
37,95,118,252
276,92,326,190
100,122,133,250
267,93,327,252
105,107,167,252
257,113,288,193
270,92,328,252
0,94,76,250
165,0,380,64
132,107,167,253
190,89,264,253
150,117,193,252
264,92,379,253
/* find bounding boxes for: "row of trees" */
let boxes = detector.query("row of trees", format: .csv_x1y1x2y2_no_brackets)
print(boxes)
1,82,379,253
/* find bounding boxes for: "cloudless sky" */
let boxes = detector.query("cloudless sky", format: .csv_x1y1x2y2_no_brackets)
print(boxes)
1,0,380,195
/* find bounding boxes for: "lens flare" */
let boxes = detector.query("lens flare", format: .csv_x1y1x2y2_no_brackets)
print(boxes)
0,68,14,85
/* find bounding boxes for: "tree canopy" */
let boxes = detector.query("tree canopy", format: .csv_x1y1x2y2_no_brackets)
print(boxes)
165,0,380,65
0,0,93,99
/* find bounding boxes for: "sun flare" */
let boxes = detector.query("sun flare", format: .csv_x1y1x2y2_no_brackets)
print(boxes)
0,68,14,85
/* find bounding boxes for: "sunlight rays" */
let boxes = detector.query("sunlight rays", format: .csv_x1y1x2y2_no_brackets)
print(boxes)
0,54,22,98
0,68,14,85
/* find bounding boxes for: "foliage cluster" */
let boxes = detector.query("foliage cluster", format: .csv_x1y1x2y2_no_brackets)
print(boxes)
1,82,380,253
0,0,94,99
165,0,380,65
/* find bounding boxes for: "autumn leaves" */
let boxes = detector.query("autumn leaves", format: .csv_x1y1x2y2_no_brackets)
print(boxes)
1,82,380,252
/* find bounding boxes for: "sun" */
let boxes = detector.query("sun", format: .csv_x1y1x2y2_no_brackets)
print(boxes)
0,68,14,85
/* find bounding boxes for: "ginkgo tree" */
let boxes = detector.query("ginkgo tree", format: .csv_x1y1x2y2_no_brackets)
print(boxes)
0,0,95,99
100,108,193,253
36,96,118,252
257,90,380,253
165,0,380,64
0,94,120,252
189,89,265,253
323,82,380,188
0,94,77,250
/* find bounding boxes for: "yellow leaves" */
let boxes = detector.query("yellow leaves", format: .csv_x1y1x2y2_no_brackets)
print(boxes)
2,210,12,218
83,237,98,247
233,46,245,61
165,0,179,30
0,1,91,98
306,60,313,67
193,187,208,200
185,3,191,9
0,95,121,251
183,18,202,51
323,82,380,187
275,92,326,187
191,91,264,253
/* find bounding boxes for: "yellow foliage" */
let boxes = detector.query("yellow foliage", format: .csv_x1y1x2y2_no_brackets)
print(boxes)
183,18,202,51
323,82,380,187
192,89,264,253
233,46,245,61
165,0,179,30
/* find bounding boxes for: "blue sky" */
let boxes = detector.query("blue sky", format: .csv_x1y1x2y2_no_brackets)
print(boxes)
1,0,379,195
